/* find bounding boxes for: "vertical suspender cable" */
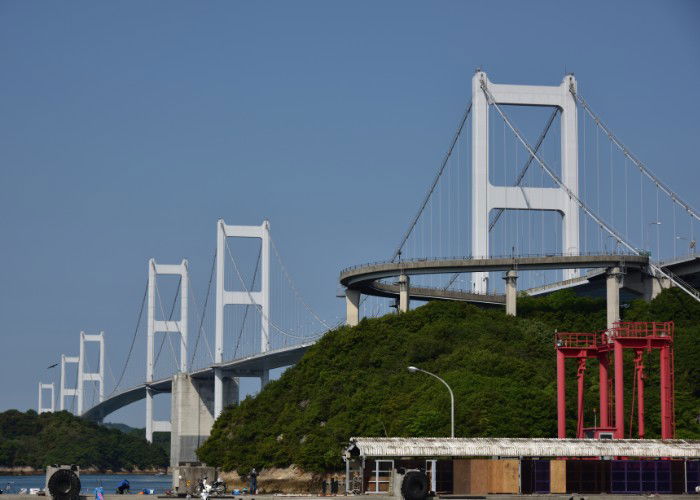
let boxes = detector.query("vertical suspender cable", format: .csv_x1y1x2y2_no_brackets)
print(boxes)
391,102,472,262
483,80,700,302
624,156,630,239
657,186,661,259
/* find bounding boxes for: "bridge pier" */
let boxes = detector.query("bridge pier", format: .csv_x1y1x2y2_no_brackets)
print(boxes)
345,288,360,326
214,368,240,418
644,275,672,301
398,274,410,313
171,373,220,467
503,270,517,316
606,266,623,330
146,388,171,442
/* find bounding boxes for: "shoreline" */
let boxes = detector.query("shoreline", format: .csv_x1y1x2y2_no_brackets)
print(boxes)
0,469,168,476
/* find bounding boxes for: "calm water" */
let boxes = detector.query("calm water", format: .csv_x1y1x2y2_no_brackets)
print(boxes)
0,474,172,495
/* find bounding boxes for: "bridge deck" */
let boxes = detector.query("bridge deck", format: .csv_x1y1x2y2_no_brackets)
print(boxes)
83,342,314,422
340,254,649,302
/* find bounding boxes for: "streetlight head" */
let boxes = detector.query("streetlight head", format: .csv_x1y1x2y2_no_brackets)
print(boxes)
407,366,418,373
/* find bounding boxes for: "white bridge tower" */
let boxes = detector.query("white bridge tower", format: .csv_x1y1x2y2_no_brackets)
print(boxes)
77,331,105,415
60,354,79,411
146,259,188,442
214,219,270,418
38,382,55,413
471,71,580,293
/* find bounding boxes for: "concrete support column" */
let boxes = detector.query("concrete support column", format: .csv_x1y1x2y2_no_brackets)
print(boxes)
345,288,360,326
260,369,270,389
170,373,216,468
214,369,239,417
503,270,518,316
644,275,672,301
398,274,410,313
606,266,622,330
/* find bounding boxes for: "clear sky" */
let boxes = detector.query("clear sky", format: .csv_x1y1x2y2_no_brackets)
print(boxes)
1,1,699,426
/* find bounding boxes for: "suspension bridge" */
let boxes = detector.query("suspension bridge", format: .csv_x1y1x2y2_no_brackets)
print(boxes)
342,71,700,326
37,70,700,466
40,219,332,466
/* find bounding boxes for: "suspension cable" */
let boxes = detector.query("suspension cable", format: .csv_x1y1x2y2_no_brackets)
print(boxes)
270,234,331,329
391,102,472,261
153,275,182,370
482,79,700,302
110,279,148,395
443,107,560,291
223,236,323,340
571,88,700,224
190,248,217,368
233,244,262,358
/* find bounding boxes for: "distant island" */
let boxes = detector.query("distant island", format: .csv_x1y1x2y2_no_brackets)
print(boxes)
0,410,168,473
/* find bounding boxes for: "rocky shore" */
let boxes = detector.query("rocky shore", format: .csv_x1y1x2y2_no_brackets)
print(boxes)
219,467,344,495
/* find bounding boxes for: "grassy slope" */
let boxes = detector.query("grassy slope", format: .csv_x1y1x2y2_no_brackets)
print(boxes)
198,289,700,473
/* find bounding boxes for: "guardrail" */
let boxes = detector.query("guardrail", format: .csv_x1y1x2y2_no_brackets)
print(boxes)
341,251,643,274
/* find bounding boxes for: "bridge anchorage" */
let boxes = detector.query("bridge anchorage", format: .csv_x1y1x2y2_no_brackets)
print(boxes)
344,70,700,324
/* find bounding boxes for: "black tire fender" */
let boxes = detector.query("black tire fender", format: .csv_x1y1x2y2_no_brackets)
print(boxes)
48,469,81,500
401,470,428,500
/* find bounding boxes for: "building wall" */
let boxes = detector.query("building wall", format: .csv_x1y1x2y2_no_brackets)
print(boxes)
550,460,566,493
452,459,518,494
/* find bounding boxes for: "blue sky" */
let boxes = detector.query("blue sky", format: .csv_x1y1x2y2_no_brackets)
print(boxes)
1,1,698,425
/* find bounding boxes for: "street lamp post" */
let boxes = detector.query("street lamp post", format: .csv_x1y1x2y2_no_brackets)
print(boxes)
407,366,454,438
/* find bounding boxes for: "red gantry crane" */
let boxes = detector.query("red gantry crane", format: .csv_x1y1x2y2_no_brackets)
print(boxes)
555,321,675,440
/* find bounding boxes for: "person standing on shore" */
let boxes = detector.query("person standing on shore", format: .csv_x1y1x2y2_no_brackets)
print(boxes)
248,468,257,494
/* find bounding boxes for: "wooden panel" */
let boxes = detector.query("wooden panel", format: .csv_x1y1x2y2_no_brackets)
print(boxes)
469,459,490,494
488,460,520,494
550,460,566,494
452,459,470,494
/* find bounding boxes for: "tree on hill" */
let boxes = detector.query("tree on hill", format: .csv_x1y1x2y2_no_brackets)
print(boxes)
197,289,700,474
0,410,168,470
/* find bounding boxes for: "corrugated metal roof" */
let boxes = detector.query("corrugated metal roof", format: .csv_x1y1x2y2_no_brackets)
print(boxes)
347,437,700,458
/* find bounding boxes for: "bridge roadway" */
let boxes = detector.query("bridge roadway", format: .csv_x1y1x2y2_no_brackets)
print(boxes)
83,342,315,422
340,254,650,303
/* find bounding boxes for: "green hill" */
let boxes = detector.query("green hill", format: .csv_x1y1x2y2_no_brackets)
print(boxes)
198,289,700,473
102,422,170,460
0,410,168,470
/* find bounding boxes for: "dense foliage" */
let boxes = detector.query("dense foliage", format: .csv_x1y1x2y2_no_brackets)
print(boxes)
0,410,168,470
198,289,700,474
103,423,170,459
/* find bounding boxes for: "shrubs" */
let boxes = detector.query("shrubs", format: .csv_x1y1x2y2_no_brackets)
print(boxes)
198,289,700,474
0,410,167,470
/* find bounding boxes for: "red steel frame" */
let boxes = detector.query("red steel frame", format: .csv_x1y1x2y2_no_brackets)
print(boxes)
555,321,674,440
